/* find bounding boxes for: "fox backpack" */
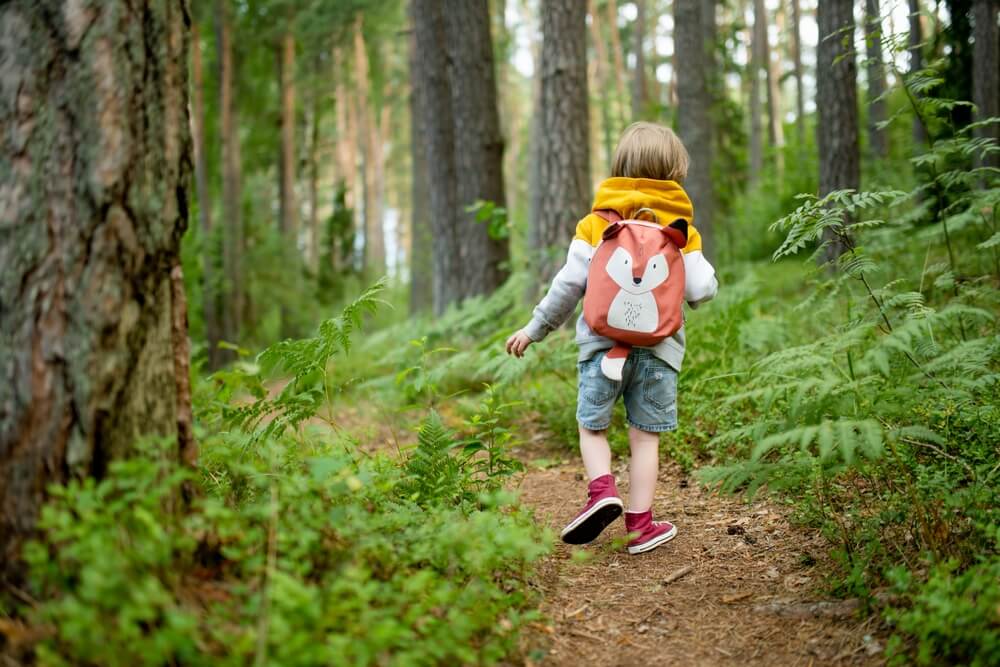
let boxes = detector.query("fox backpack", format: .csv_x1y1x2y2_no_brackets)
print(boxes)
582,208,689,380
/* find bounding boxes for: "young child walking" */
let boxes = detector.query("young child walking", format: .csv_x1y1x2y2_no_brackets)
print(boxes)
505,122,718,554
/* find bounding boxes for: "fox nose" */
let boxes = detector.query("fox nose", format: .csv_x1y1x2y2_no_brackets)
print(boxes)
632,277,641,285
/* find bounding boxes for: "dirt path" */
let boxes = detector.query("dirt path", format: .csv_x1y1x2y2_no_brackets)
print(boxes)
515,452,886,666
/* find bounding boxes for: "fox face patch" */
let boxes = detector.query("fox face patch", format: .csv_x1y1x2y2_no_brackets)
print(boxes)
605,247,669,295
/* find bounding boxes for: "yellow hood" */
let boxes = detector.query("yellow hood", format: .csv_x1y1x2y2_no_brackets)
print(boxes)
574,177,702,253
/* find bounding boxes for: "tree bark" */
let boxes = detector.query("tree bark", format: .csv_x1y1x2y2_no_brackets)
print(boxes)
444,0,510,299
909,0,927,145
535,0,591,282
307,58,321,273
412,0,464,313
354,18,386,279
0,0,192,581
191,21,222,370
606,0,630,128
408,30,433,314
817,0,861,261
632,0,648,120
767,0,786,178
865,0,890,158
676,0,716,258
791,0,807,148
749,0,766,183
217,0,242,352
589,0,615,171
278,29,297,243
973,0,999,170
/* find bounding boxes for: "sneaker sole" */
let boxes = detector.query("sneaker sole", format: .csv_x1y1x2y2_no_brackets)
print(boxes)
560,497,625,545
626,524,678,555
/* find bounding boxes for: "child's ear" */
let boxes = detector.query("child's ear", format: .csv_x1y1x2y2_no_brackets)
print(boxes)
664,218,688,246
602,222,624,240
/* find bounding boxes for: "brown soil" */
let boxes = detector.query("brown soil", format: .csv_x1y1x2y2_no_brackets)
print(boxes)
514,447,886,666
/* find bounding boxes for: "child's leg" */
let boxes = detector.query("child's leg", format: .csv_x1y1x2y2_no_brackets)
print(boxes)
626,426,659,512
579,427,612,480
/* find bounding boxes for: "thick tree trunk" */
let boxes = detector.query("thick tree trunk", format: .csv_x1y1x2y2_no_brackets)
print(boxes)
535,0,591,282
191,21,222,370
749,0,765,183
973,0,999,170
408,31,433,314
909,0,927,145
412,0,464,313
865,0,890,158
444,0,510,299
632,0,648,120
217,0,242,352
676,0,716,259
0,0,192,581
817,0,861,261
791,0,806,147
354,19,386,279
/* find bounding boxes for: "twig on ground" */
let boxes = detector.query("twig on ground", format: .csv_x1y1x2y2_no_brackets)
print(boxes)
663,564,695,584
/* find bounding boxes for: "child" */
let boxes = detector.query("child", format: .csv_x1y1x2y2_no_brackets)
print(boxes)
505,122,718,555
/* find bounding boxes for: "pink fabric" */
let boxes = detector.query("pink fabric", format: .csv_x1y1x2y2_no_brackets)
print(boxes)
573,473,620,519
625,510,674,547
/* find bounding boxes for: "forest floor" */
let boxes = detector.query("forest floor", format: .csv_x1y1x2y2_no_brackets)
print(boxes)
335,401,888,666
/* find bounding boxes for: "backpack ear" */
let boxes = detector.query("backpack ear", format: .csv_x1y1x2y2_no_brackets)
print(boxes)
664,218,688,247
602,221,624,240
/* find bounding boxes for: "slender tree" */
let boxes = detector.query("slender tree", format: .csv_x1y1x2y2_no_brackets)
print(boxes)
191,21,223,369
411,0,464,313
865,0,890,158
632,0,649,120
408,30,433,314
767,0,786,178
217,0,243,350
606,0,630,127
306,56,322,272
278,28,298,244
588,0,615,169
909,0,927,145
353,18,386,278
972,0,999,170
444,0,510,299
749,0,766,182
0,0,193,582
676,0,716,257
534,0,591,282
791,0,807,147
817,0,861,261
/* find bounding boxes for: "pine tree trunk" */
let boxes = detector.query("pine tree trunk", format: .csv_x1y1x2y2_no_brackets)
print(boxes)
191,21,222,370
408,30,433,314
791,0,807,147
307,60,321,272
444,0,509,299
973,0,999,170
865,0,890,158
632,0,648,120
767,1,786,178
749,0,766,183
354,19,386,279
817,0,861,261
0,0,192,581
589,0,615,171
412,0,464,313
535,0,591,282
217,0,242,352
909,0,927,145
676,0,716,258
606,0,630,128
278,30,297,244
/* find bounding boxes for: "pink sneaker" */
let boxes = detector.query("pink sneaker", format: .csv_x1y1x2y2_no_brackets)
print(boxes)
560,474,625,544
625,510,677,554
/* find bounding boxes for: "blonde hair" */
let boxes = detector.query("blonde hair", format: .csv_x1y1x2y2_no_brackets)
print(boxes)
611,122,690,182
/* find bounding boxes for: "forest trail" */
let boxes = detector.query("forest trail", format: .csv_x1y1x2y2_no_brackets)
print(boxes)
515,445,886,666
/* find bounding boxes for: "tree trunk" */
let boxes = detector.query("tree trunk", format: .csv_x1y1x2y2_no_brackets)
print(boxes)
749,0,766,183
307,58,321,273
354,19,386,279
278,30,297,244
817,0,861,261
191,21,222,370
535,0,591,282
767,0,786,178
909,0,927,145
973,0,999,170
606,0,630,128
865,0,890,158
791,0,806,148
217,0,242,353
632,0,648,120
408,30,433,314
676,0,716,259
444,0,510,299
0,0,192,582
412,0,464,313
589,0,615,171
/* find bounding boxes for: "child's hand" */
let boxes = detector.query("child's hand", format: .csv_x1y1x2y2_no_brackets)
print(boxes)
505,330,533,358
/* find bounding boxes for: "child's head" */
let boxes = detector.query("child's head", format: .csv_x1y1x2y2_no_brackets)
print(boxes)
611,122,689,183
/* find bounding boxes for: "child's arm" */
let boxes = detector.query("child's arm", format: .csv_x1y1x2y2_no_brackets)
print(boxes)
506,237,593,356
681,224,719,307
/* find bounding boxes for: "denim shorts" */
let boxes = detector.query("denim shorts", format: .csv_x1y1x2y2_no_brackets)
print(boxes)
576,348,678,433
